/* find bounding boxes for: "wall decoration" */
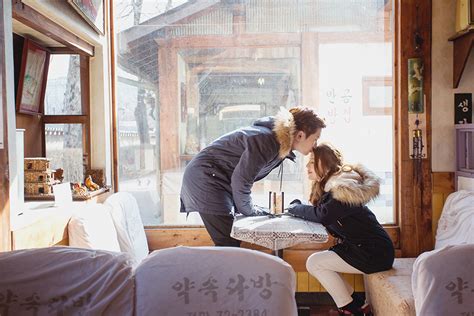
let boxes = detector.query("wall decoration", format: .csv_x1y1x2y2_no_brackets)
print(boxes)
362,77,393,116
454,93,472,124
68,0,105,35
408,58,424,113
16,39,50,116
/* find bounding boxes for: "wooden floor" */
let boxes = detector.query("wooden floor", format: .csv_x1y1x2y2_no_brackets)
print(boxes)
310,305,339,315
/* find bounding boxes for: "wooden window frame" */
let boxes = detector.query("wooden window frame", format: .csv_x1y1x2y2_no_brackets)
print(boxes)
1,0,12,252
362,76,393,116
110,0,433,260
42,54,91,171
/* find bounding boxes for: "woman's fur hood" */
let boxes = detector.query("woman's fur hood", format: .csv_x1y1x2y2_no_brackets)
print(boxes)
272,108,296,158
324,164,380,206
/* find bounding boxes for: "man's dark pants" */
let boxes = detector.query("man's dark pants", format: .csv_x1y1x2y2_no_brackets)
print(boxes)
199,213,241,247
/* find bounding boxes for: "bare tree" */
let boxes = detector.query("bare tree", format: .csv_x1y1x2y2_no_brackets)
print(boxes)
62,55,83,181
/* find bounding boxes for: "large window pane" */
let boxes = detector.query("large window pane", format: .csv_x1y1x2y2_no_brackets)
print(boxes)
45,124,84,183
114,0,394,225
319,43,393,224
44,55,82,115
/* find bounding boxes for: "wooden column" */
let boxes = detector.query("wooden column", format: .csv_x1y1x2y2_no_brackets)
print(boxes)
396,0,433,257
158,45,179,171
301,33,319,110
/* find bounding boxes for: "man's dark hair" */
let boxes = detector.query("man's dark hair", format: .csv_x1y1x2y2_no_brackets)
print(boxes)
289,106,326,136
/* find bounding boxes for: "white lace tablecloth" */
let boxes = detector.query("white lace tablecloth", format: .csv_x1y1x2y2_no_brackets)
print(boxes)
231,214,328,251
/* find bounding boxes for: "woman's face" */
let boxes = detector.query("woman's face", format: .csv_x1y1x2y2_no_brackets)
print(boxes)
306,156,324,181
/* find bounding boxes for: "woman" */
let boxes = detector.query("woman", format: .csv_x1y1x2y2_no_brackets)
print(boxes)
288,143,394,316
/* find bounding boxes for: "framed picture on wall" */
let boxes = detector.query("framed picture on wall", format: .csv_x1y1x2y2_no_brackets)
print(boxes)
16,39,50,116
68,0,105,35
362,76,393,116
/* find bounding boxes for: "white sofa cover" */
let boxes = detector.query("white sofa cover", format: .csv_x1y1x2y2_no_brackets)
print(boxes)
412,244,474,316
105,192,149,265
435,190,474,249
68,203,121,252
134,246,298,316
0,247,134,316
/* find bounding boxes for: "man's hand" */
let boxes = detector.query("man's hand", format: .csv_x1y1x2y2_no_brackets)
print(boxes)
251,205,272,216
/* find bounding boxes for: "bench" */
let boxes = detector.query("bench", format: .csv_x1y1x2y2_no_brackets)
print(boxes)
364,190,474,315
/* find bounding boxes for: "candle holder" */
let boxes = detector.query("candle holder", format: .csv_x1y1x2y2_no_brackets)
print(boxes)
268,191,284,215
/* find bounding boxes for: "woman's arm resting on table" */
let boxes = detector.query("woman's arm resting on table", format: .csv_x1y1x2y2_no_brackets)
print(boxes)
287,198,349,225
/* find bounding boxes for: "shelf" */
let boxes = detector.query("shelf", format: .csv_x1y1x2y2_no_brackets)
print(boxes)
449,29,474,88
455,123,474,129
25,187,110,202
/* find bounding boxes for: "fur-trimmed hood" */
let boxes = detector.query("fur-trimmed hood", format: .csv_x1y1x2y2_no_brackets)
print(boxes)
272,108,296,158
324,164,380,206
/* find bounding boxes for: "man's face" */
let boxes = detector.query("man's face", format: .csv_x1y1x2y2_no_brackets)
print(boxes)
293,128,322,155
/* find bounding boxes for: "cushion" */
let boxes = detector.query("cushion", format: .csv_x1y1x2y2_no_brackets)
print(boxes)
68,203,121,252
364,258,416,316
435,190,474,249
412,244,474,315
134,246,297,316
105,192,149,265
0,247,134,315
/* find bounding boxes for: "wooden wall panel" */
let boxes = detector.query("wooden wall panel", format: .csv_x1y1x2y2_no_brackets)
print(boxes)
308,275,321,292
297,272,309,292
16,114,43,157
431,172,455,241
11,213,70,250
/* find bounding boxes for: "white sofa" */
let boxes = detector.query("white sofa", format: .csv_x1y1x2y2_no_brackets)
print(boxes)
0,246,298,315
364,190,474,316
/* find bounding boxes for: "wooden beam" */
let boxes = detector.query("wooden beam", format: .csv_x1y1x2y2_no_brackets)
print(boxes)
123,0,221,44
301,33,319,109
232,4,246,35
158,45,180,171
48,47,75,54
318,32,393,43
110,2,118,191
156,33,301,48
43,115,88,124
145,227,214,249
12,1,94,57
80,56,91,169
449,29,474,88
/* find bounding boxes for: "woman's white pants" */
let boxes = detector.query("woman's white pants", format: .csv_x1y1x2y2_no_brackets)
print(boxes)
306,250,364,307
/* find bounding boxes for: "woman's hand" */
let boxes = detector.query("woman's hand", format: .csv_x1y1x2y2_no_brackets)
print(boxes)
289,199,302,205
287,203,315,220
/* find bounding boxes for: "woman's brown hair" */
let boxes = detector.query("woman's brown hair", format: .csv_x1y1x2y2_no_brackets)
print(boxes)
309,143,344,205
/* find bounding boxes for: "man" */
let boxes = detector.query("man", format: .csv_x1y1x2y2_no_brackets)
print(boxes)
180,107,326,246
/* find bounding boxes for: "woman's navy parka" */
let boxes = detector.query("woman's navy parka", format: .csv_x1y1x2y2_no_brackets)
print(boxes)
288,164,395,274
